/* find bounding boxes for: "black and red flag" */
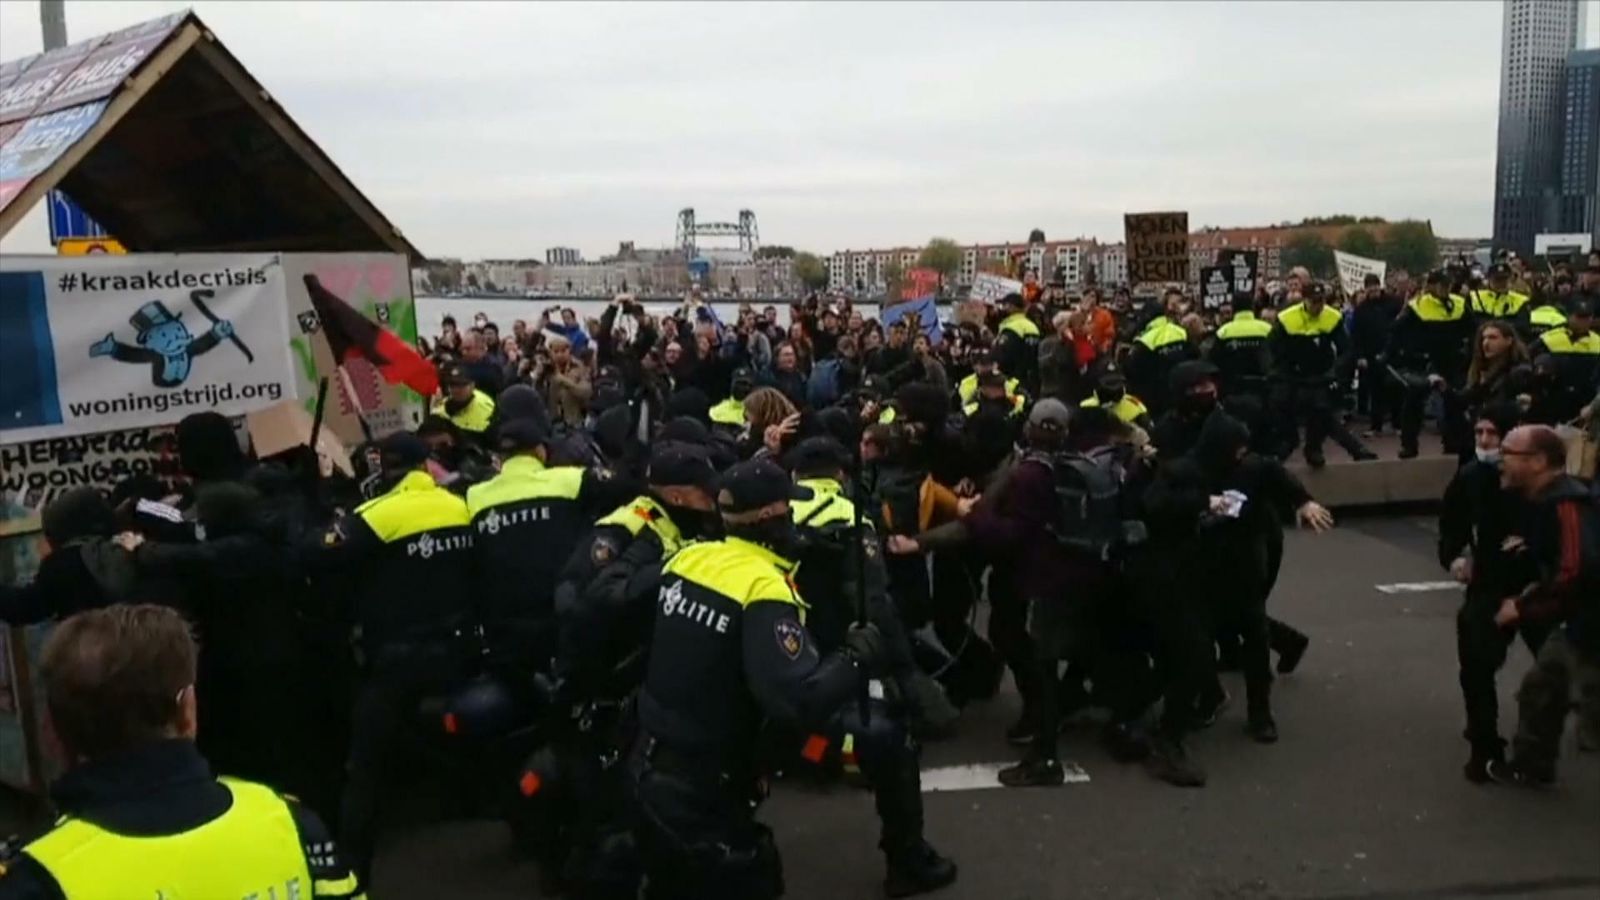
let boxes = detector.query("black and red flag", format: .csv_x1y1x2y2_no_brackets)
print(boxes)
303,274,438,398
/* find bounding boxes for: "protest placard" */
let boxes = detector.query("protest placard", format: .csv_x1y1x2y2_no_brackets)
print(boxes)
1334,250,1387,298
1124,211,1189,285
902,267,941,300
1217,249,1259,296
1200,266,1231,311
969,272,1023,303
0,254,295,445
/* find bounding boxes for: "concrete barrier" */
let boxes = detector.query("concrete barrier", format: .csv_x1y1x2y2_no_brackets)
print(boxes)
1283,434,1457,508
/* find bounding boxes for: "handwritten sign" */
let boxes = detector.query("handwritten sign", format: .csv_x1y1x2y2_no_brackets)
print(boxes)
969,272,1023,304
1218,249,1259,297
1124,211,1189,285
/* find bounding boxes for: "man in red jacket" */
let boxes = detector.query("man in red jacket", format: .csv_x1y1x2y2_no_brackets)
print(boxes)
1490,425,1600,786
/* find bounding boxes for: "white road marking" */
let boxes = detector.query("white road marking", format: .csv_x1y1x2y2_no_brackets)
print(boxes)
1374,581,1460,595
919,761,1089,792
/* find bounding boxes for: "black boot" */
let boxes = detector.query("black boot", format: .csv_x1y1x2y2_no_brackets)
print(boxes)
884,839,958,897
998,755,1066,788
1463,749,1501,784
1245,709,1279,744
1275,629,1311,674
1146,733,1206,787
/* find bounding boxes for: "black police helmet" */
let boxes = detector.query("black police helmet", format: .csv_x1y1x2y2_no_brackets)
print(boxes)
438,673,528,741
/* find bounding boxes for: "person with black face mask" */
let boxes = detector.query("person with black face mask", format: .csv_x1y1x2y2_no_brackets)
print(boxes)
544,441,723,899
1149,360,1225,461
1437,402,1545,782
1185,413,1334,746
632,459,955,899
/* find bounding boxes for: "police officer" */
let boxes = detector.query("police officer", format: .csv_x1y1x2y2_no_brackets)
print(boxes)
993,292,1042,394
1208,298,1273,400
432,362,497,443
1125,298,1198,417
632,459,956,899
0,605,364,899
1080,367,1153,431
1386,270,1474,459
964,371,1026,419
1516,288,1571,344
467,417,633,677
955,350,1021,409
1531,301,1600,423
310,431,477,884
709,367,755,437
1268,283,1376,467
784,437,955,735
541,442,723,899
1470,263,1530,320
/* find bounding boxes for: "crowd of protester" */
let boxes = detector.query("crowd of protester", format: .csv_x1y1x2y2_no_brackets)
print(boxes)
1,252,1596,899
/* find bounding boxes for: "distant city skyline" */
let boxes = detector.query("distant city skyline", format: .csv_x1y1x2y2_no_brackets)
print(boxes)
2,1,1599,259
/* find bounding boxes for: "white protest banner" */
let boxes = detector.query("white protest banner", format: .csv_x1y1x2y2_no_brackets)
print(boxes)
1334,250,1386,298
0,254,296,445
969,272,1023,304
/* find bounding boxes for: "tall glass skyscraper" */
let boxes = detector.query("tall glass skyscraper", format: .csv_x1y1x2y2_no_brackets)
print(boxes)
1494,0,1583,255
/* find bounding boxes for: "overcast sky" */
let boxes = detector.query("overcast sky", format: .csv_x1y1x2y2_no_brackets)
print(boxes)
3,1,1598,259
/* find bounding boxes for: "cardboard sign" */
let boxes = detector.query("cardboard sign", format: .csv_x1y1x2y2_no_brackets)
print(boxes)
1124,212,1189,285
245,400,354,476
0,425,182,533
1218,249,1259,296
1200,266,1231,311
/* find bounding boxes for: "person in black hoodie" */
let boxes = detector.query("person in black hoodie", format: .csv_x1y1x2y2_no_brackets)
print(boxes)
1350,274,1402,436
0,488,138,624
122,480,318,808
1437,402,1542,782
1187,413,1333,745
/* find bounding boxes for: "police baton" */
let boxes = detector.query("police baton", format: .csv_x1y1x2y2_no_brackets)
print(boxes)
851,437,871,726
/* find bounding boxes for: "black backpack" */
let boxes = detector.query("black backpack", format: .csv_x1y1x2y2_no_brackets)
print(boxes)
1032,447,1133,560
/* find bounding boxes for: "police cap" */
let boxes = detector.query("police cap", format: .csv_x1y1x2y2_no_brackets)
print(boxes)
717,459,812,521
379,431,431,470
998,292,1025,309
497,417,549,452
1488,263,1511,279
1097,367,1127,391
976,371,1006,389
648,441,718,489
1425,269,1449,286
732,366,756,386
440,363,473,387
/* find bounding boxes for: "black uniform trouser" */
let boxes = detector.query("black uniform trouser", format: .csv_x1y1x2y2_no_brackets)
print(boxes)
1273,381,1367,461
1456,587,1552,758
1398,382,1465,454
340,642,471,882
559,703,643,899
633,751,782,900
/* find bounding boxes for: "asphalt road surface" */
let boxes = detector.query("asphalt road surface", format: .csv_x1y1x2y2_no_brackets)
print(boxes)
363,513,1600,900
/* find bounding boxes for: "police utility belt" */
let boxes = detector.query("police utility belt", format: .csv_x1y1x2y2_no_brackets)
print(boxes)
638,733,766,801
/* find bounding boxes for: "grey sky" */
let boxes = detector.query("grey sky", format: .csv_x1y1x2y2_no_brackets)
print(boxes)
3,1,1597,259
